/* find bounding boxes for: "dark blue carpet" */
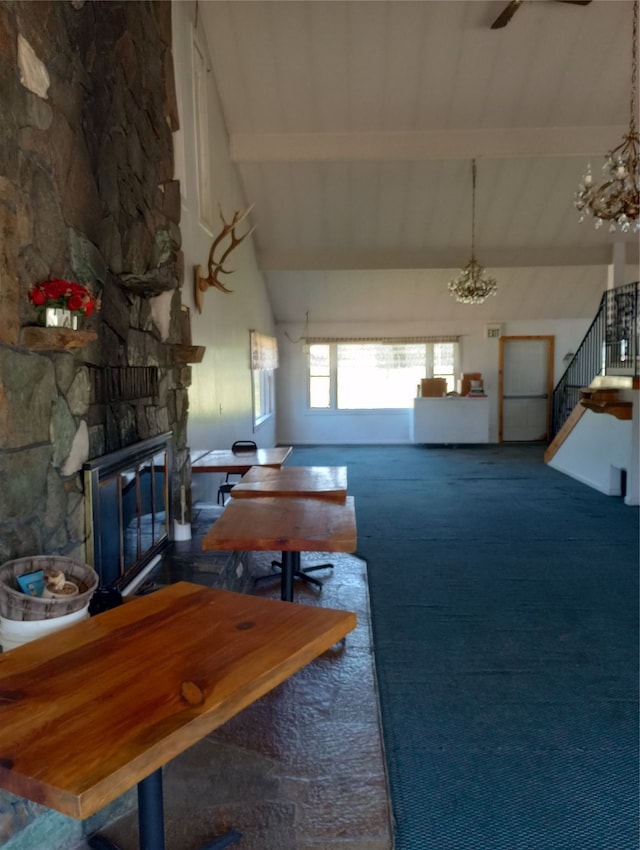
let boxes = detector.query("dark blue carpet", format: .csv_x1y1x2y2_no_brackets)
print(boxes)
290,444,639,850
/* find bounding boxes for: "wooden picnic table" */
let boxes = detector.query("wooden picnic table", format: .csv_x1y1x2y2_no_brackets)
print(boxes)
230,465,347,501
0,581,356,850
190,446,292,474
202,496,357,602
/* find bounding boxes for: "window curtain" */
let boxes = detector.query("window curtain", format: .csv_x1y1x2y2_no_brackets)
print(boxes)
336,343,428,370
305,335,459,344
306,337,459,371
250,330,279,371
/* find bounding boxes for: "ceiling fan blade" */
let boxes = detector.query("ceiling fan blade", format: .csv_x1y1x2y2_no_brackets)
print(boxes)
491,0,591,30
490,0,523,30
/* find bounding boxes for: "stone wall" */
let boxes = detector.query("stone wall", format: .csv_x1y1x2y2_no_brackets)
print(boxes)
0,2,191,844
0,0,191,568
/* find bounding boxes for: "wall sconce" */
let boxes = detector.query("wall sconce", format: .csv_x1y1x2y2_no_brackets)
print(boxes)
563,351,575,364
194,205,254,312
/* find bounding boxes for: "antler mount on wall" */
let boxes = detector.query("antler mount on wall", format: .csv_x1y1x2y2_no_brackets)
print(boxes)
194,204,255,312
490,0,591,30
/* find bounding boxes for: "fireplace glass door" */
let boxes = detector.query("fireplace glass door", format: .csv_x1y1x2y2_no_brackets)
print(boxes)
84,433,172,589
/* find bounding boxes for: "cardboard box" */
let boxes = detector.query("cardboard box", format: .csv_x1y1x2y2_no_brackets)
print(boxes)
420,378,447,397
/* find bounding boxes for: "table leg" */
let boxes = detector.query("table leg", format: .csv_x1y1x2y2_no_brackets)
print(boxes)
89,768,243,850
256,550,327,598
138,769,165,850
280,551,299,601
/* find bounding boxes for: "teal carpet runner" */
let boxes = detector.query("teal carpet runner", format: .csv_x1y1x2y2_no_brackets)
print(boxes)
290,444,639,850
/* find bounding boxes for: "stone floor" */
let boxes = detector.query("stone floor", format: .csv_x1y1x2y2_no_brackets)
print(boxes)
72,505,393,850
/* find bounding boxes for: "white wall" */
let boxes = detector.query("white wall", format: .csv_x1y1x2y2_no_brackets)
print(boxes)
276,316,591,445
171,2,276,499
548,388,639,506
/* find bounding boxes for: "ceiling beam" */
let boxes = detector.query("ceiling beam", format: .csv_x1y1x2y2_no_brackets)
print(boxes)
257,242,640,272
230,127,628,163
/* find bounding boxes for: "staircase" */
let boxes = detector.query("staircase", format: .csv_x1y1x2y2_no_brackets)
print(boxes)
544,282,638,504
546,281,639,459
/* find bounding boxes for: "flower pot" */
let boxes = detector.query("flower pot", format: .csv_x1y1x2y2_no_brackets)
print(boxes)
45,307,78,330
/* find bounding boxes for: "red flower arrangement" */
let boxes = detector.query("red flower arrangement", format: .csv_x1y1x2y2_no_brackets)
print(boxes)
29,279,98,317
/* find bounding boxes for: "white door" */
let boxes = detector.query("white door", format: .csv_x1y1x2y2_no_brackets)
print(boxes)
499,337,554,442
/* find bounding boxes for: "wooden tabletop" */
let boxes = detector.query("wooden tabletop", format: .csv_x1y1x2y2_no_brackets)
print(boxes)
202,496,357,554
0,582,356,820
191,446,292,474
231,466,347,501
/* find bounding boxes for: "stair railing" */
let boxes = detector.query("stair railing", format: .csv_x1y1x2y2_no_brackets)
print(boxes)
551,281,639,438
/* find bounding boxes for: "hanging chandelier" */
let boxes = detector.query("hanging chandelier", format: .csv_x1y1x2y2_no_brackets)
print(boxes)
448,159,497,305
575,0,639,232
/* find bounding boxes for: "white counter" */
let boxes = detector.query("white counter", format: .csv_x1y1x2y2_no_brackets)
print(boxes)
412,397,490,444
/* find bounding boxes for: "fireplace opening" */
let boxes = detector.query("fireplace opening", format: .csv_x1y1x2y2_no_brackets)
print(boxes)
83,433,173,592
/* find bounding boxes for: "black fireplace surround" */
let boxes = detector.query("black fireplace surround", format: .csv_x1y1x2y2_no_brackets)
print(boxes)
83,433,173,590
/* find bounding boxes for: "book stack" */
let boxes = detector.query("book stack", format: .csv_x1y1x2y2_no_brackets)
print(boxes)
467,379,486,398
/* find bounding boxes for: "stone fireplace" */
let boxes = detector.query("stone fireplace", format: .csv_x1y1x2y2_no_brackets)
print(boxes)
0,3,196,842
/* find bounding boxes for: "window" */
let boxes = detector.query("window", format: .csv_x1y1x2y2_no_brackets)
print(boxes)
433,342,456,390
252,369,274,427
309,344,331,408
251,331,278,428
172,22,186,202
307,339,459,410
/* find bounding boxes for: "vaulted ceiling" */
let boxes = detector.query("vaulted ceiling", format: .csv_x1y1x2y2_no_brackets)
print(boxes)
199,0,639,324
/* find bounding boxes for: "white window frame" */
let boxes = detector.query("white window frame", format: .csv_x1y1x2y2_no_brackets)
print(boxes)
308,343,334,409
252,368,275,429
251,331,278,429
307,339,460,411
172,21,187,203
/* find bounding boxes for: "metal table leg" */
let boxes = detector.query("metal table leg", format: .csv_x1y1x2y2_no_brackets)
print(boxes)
256,549,326,599
280,551,298,601
88,768,242,850
138,769,165,850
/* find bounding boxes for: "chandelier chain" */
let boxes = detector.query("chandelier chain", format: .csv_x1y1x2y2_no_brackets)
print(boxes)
447,158,498,305
630,0,638,136
471,158,477,259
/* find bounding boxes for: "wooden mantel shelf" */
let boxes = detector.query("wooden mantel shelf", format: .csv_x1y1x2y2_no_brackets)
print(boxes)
170,344,205,364
20,326,97,351
19,329,204,362
579,387,633,421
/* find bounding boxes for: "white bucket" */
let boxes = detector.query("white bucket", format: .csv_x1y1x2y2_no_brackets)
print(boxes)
173,520,192,541
0,606,89,652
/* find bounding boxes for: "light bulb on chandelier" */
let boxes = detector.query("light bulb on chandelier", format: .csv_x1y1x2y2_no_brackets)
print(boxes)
575,0,640,233
448,159,498,305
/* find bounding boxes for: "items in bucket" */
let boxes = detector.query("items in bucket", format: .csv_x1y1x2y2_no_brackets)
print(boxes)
15,567,79,599
42,569,79,598
16,570,45,597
